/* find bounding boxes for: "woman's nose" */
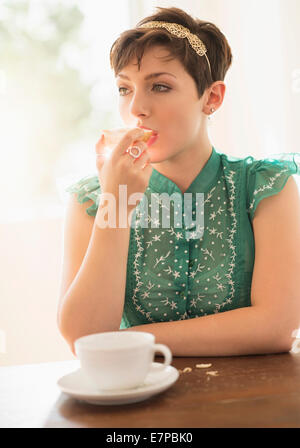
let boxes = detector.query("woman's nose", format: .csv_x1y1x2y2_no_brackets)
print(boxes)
129,92,150,118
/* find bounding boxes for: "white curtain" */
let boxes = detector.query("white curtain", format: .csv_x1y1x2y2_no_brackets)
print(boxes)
139,0,300,159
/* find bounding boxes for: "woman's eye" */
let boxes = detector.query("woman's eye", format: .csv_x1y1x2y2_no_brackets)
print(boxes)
118,84,171,96
118,87,128,96
152,84,171,92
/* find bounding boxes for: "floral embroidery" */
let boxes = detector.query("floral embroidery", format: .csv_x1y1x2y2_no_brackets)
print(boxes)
248,168,290,215
128,171,239,321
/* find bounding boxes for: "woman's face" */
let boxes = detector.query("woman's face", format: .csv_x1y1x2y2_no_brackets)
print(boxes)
116,45,208,163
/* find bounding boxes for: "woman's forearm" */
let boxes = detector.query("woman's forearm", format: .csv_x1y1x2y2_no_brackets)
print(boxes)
124,306,293,357
58,205,131,351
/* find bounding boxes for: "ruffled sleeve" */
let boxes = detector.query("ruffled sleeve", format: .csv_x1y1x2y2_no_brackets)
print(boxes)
246,152,300,221
65,174,101,217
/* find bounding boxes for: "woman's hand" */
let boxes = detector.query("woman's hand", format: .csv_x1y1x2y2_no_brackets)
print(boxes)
95,128,152,213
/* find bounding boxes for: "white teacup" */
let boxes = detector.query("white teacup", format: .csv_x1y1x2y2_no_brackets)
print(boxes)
74,331,172,391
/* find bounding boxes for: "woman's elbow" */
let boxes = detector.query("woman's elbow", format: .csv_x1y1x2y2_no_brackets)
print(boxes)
274,327,299,354
57,316,77,356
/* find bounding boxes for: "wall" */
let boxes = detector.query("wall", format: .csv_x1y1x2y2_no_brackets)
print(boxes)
0,215,74,366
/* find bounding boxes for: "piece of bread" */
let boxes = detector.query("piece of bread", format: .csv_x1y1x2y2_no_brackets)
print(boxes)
102,128,154,149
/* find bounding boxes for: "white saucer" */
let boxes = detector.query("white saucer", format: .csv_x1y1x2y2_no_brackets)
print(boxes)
57,362,179,405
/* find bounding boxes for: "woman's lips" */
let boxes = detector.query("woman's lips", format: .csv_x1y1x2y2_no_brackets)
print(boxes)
138,126,159,147
147,133,159,147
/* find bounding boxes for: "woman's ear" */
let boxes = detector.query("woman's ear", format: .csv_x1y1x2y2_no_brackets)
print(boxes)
204,81,226,115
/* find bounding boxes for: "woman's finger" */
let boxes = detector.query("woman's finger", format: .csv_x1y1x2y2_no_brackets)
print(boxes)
96,153,107,172
133,148,151,168
112,128,145,161
95,134,105,154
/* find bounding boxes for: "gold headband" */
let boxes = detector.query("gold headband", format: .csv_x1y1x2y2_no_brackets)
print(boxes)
139,21,212,76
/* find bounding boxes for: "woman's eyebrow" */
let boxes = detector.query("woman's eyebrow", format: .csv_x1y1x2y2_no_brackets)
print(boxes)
117,72,177,81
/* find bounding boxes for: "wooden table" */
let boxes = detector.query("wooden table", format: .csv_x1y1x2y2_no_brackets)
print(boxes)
1,353,300,428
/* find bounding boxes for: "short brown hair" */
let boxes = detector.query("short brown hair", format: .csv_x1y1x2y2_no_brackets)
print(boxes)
110,6,233,98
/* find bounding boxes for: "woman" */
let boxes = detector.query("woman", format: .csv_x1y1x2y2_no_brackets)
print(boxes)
58,7,300,356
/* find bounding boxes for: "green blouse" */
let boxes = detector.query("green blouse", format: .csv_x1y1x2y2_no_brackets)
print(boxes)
65,147,300,329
